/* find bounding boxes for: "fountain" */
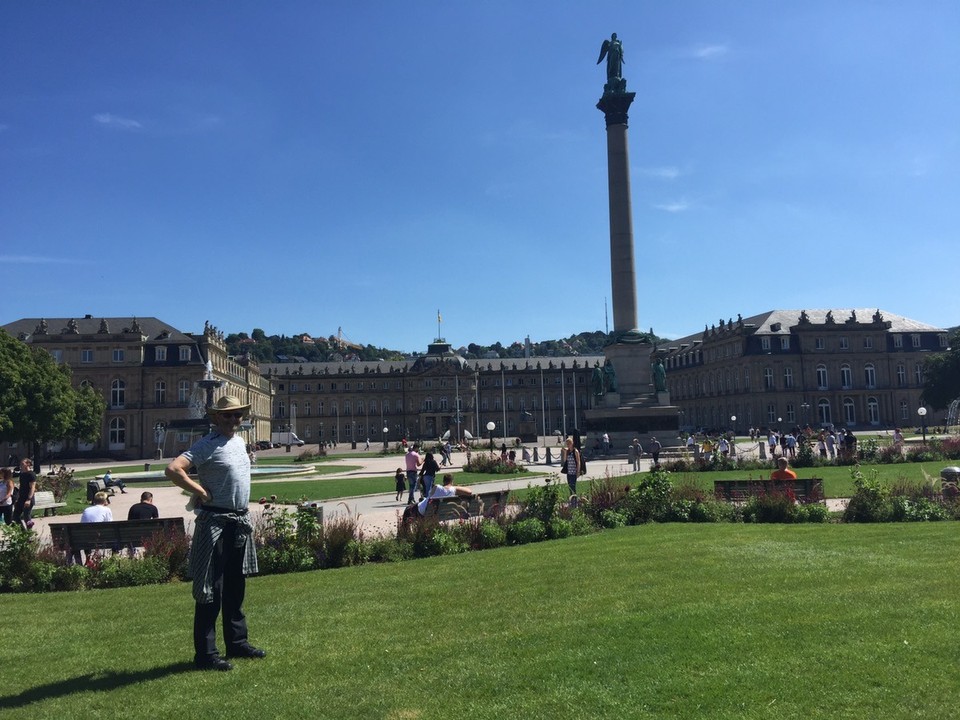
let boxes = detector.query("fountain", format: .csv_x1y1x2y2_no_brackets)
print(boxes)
164,360,223,440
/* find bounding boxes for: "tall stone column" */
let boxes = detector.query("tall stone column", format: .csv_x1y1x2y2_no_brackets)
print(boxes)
597,92,639,339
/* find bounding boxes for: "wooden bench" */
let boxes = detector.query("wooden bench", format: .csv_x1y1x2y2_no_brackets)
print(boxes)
33,490,67,517
423,489,511,521
86,478,117,502
49,517,186,563
714,478,824,504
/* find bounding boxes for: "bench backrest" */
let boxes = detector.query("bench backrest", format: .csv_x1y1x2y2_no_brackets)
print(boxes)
714,478,824,502
50,517,186,551
423,489,510,520
33,490,59,507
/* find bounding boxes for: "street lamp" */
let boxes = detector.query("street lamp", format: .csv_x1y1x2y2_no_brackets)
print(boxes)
382,425,389,451
800,402,810,428
486,421,496,452
918,407,928,444
730,415,737,456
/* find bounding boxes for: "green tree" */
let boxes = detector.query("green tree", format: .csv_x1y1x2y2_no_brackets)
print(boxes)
73,382,106,443
922,330,960,410
0,330,76,458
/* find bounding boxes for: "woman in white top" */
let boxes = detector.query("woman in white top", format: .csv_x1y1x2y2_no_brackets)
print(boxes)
0,467,13,525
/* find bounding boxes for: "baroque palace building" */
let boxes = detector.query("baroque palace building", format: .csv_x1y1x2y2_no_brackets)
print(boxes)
660,309,948,434
3,307,947,460
261,340,602,447
3,316,272,460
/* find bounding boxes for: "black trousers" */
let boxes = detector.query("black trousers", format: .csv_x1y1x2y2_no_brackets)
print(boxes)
193,522,249,661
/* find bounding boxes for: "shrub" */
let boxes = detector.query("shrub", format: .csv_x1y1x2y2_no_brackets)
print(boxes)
297,448,327,462
621,469,673,524
519,479,565,524
92,555,171,589
890,497,949,522
364,536,413,563
0,524,43,592
742,487,798,524
324,512,363,569
506,518,547,545
843,466,893,523
464,453,529,475
547,518,573,539
143,526,191,580
37,467,80,503
793,442,816,468
581,474,630,526
598,510,627,528
450,517,507,550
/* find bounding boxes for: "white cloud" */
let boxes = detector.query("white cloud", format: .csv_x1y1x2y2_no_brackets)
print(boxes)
653,200,690,213
640,166,682,180
0,255,93,264
693,44,729,60
93,113,143,130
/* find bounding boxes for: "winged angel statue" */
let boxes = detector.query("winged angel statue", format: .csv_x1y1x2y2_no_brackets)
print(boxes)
597,33,624,84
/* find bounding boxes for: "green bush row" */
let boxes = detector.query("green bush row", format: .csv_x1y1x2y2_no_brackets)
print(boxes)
5,464,959,594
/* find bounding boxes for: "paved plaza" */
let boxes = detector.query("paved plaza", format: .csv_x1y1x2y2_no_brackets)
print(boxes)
26,440,848,543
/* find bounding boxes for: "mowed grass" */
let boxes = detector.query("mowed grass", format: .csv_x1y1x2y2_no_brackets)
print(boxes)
3,523,958,719
249,471,544,503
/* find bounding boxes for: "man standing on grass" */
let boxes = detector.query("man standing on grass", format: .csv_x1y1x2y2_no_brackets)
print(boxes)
404,443,422,505
165,394,264,672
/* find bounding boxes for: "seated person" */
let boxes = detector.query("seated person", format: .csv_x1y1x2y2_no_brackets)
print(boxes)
770,457,798,481
127,491,160,520
81,492,114,523
101,469,127,494
402,474,474,523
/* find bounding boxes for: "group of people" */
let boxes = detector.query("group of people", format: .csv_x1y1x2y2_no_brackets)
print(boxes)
0,458,37,528
80,490,159,523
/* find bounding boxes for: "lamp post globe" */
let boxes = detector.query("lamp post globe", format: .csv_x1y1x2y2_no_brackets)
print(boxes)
486,421,496,452
918,407,928,444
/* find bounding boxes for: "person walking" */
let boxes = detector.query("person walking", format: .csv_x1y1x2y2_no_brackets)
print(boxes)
420,452,440,500
560,437,583,497
165,395,264,672
12,458,36,529
393,468,406,502
404,444,422,505
0,467,14,525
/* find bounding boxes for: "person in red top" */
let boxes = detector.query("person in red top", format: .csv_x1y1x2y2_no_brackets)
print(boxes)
770,457,798,480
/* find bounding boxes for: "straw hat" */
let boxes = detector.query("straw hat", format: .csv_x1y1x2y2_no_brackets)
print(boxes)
207,394,251,416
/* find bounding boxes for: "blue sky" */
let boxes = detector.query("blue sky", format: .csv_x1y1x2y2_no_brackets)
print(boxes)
2,1,957,352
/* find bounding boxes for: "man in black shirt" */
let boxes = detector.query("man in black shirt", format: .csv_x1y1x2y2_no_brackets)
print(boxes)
127,491,159,520
13,458,36,529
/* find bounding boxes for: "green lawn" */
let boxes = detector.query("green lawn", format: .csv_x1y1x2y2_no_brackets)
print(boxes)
2,523,957,719
249,471,543,503
660,463,946,498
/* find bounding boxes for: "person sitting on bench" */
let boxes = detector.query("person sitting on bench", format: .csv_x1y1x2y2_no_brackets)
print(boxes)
102,469,127,494
402,474,474,523
770,457,798,481
128,491,160,520
81,492,113,523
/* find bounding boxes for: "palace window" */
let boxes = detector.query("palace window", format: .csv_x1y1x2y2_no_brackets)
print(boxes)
155,380,166,406
864,364,876,389
81,349,94,363
111,379,125,408
841,364,852,389
155,347,167,362
816,364,828,390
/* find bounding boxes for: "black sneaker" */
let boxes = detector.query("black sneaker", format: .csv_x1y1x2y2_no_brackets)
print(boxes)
195,656,233,671
227,645,267,660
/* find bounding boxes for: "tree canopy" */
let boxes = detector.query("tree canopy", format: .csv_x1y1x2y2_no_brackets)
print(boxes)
0,330,104,454
922,330,960,410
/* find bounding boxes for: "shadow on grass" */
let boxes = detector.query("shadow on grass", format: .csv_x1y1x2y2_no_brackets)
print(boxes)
0,662,195,709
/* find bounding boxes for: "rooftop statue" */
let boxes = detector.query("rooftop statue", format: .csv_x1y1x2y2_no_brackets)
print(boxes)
597,33,624,81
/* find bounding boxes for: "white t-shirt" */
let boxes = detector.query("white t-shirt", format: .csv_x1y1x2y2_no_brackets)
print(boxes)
81,505,113,523
417,484,456,515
